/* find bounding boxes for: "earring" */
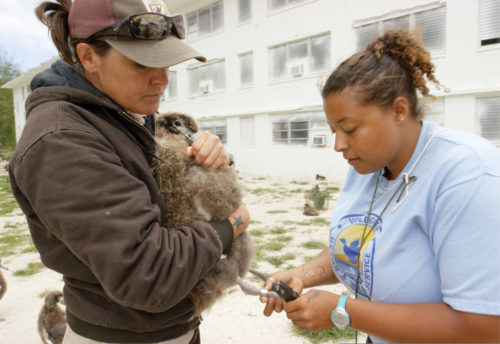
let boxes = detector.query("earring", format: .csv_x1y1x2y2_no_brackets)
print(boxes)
396,117,404,123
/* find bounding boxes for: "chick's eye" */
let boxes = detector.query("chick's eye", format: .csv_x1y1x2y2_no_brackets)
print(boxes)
174,121,182,127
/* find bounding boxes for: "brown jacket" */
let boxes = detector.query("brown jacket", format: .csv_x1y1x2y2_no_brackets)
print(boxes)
8,61,233,342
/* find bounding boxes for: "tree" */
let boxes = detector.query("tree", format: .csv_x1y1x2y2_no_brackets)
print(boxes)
0,50,21,156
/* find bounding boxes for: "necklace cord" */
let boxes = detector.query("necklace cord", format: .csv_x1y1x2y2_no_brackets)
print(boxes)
350,128,445,343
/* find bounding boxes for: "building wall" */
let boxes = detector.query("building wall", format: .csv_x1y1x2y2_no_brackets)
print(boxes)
162,0,499,181
4,0,500,182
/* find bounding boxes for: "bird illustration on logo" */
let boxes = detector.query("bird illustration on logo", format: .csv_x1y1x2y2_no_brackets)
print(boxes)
334,224,374,267
338,238,360,264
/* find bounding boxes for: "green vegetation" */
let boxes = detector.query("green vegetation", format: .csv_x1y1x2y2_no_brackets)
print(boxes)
276,235,293,242
305,184,330,210
270,227,287,234
1,50,22,152
291,180,309,185
292,325,356,343
248,187,276,195
260,241,285,252
302,240,327,250
0,175,18,216
249,229,265,237
266,209,288,214
0,229,33,256
14,261,44,276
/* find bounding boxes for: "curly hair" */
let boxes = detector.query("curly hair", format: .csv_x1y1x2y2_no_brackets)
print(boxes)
322,29,445,118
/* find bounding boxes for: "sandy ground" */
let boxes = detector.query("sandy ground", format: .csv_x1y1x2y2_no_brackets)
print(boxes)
0,163,365,344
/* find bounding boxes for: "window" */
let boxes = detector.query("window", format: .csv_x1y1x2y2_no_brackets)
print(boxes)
199,120,227,144
356,6,446,53
477,96,500,146
239,52,253,87
420,97,444,126
188,60,225,95
240,117,255,148
162,71,177,100
479,0,500,46
272,112,329,146
186,1,224,39
268,0,306,12
238,0,252,23
270,33,330,81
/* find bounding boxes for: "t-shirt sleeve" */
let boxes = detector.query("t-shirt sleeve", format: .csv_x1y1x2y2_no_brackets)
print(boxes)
430,173,500,315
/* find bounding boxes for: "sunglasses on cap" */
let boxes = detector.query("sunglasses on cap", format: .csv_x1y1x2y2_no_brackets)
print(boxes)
86,12,185,42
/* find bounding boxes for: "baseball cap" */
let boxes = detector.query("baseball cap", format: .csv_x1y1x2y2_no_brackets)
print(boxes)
68,0,206,68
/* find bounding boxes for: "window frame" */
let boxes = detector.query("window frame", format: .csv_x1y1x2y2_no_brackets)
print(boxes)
476,95,500,147
186,1,224,39
355,5,446,54
267,0,308,13
187,59,226,96
271,112,329,147
239,52,254,88
199,119,228,144
269,33,331,82
238,0,252,24
479,0,500,47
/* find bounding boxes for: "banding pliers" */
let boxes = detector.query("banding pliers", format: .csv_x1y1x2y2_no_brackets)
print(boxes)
236,269,300,301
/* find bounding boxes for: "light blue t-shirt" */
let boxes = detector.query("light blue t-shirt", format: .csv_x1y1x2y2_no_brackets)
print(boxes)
329,121,500,320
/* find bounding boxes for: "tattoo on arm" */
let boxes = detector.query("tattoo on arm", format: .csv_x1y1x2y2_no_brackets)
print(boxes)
231,215,243,230
307,290,321,303
301,263,326,280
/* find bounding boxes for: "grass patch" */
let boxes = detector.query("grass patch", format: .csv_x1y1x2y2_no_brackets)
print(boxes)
264,256,283,267
305,185,330,210
270,227,287,234
254,246,265,261
264,252,296,268
0,232,32,256
21,245,38,254
266,209,288,214
291,181,309,185
302,241,327,250
248,188,276,195
326,186,340,193
282,220,313,226
280,253,296,261
292,325,356,343
249,229,265,237
310,217,329,224
0,175,19,216
14,262,44,276
260,241,285,251
276,235,293,242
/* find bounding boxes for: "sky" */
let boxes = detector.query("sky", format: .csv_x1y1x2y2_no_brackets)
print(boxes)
0,1,59,73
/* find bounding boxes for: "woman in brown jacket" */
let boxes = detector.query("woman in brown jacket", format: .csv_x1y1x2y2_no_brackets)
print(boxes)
8,0,249,343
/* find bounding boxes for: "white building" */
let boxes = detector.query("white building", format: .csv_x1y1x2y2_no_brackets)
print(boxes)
3,0,500,182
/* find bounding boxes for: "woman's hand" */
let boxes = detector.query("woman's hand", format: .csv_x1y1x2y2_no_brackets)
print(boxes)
186,131,229,169
285,290,338,332
261,270,305,316
228,203,250,238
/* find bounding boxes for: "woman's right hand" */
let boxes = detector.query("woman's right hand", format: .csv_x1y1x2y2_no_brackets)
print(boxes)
228,203,250,238
260,270,304,316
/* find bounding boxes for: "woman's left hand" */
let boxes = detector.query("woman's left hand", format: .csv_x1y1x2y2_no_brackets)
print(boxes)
186,131,229,169
285,290,339,332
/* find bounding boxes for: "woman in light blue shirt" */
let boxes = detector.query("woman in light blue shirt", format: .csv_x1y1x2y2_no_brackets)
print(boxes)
261,29,500,343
